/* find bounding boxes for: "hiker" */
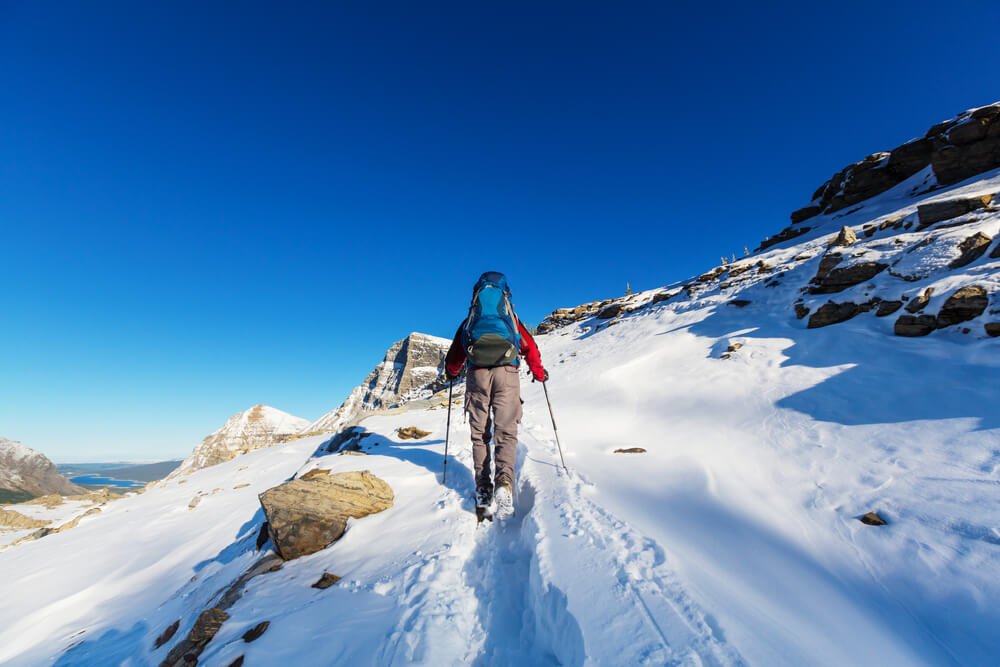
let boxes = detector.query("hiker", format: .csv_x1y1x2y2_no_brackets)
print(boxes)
443,271,548,519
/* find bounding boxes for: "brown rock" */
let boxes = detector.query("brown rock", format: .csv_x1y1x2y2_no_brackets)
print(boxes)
227,657,245,667
649,291,674,305
917,194,993,228
242,621,270,643
875,300,903,317
794,303,810,320
728,299,751,308
312,572,342,589
596,303,624,319
758,225,811,251
905,288,934,313
259,470,393,560
810,262,888,294
807,302,859,329
894,314,938,337
936,286,989,327
991,240,1000,259
396,426,431,440
154,620,180,649
613,447,647,454
829,226,858,247
860,511,887,526
949,232,993,268
985,323,1000,337
189,608,229,644
161,608,231,667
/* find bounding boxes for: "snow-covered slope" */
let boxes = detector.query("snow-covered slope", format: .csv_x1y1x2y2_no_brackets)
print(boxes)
306,332,451,434
1,104,999,666
170,405,309,477
0,437,81,498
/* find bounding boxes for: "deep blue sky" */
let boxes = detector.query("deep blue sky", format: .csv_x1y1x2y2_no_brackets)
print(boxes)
2,2,998,460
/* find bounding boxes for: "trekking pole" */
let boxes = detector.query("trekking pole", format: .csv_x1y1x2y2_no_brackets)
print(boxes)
542,381,567,471
443,380,453,483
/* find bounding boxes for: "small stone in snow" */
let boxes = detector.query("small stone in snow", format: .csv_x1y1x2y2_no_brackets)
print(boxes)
613,447,647,454
313,572,342,589
242,621,270,643
860,511,888,526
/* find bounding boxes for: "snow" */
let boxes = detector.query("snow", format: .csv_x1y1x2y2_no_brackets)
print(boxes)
1,167,999,665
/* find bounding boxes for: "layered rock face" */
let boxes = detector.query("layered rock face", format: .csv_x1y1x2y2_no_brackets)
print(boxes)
306,332,450,434
171,405,309,477
791,102,1000,223
0,438,81,498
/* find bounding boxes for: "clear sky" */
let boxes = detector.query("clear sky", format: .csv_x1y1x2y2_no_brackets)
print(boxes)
2,1,998,461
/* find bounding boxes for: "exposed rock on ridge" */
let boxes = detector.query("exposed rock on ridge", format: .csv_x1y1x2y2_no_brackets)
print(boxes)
792,101,1000,223
306,332,450,434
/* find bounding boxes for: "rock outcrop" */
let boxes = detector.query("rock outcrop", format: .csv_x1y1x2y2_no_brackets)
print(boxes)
949,232,993,268
936,286,989,327
0,438,82,499
917,194,994,229
259,469,393,560
807,302,860,329
306,333,450,434
170,405,309,477
791,102,1000,223
809,261,888,294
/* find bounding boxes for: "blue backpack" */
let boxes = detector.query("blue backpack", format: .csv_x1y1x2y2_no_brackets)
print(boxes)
461,271,522,368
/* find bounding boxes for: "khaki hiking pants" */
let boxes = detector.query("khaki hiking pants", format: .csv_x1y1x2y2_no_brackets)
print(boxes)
466,365,522,490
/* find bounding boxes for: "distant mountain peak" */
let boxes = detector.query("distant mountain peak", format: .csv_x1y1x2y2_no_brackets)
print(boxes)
0,438,82,498
305,332,451,434
171,405,310,477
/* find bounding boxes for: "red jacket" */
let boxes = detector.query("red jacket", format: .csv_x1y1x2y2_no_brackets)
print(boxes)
445,320,546,379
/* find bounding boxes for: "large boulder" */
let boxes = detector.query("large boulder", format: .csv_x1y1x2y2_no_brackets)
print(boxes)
259,470,393,560
917,194,993,228
810,261,888,294
936,286,989,327
895,314,938,337
829,226,858,247
949,232,993,268
807,301,860,329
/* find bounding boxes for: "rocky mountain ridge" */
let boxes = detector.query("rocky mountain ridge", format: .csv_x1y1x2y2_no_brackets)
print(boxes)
0,438,82,499
537,102,1000,343
305,332,451,434
170,405,309,477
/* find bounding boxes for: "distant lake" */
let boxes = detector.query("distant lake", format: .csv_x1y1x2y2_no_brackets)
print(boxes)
70,475,145,489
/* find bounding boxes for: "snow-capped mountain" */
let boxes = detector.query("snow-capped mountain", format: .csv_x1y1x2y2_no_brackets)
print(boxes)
305,332,451,434
170,405,310,477
0,438,81,498
1,102,999,666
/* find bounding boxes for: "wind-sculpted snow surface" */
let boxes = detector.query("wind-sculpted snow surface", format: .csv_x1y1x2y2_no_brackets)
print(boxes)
1,273,998,665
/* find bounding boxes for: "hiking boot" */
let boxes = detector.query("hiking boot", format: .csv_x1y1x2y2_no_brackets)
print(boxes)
494,480,514,520
475,484,493,509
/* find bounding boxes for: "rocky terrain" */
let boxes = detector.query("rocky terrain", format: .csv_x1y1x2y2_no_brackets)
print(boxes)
537,102,1000,344
0,438,82,501
305,332,451,434
170,405,309,477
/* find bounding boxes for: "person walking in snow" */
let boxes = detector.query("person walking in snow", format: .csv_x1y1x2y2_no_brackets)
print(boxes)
443,271,548,519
